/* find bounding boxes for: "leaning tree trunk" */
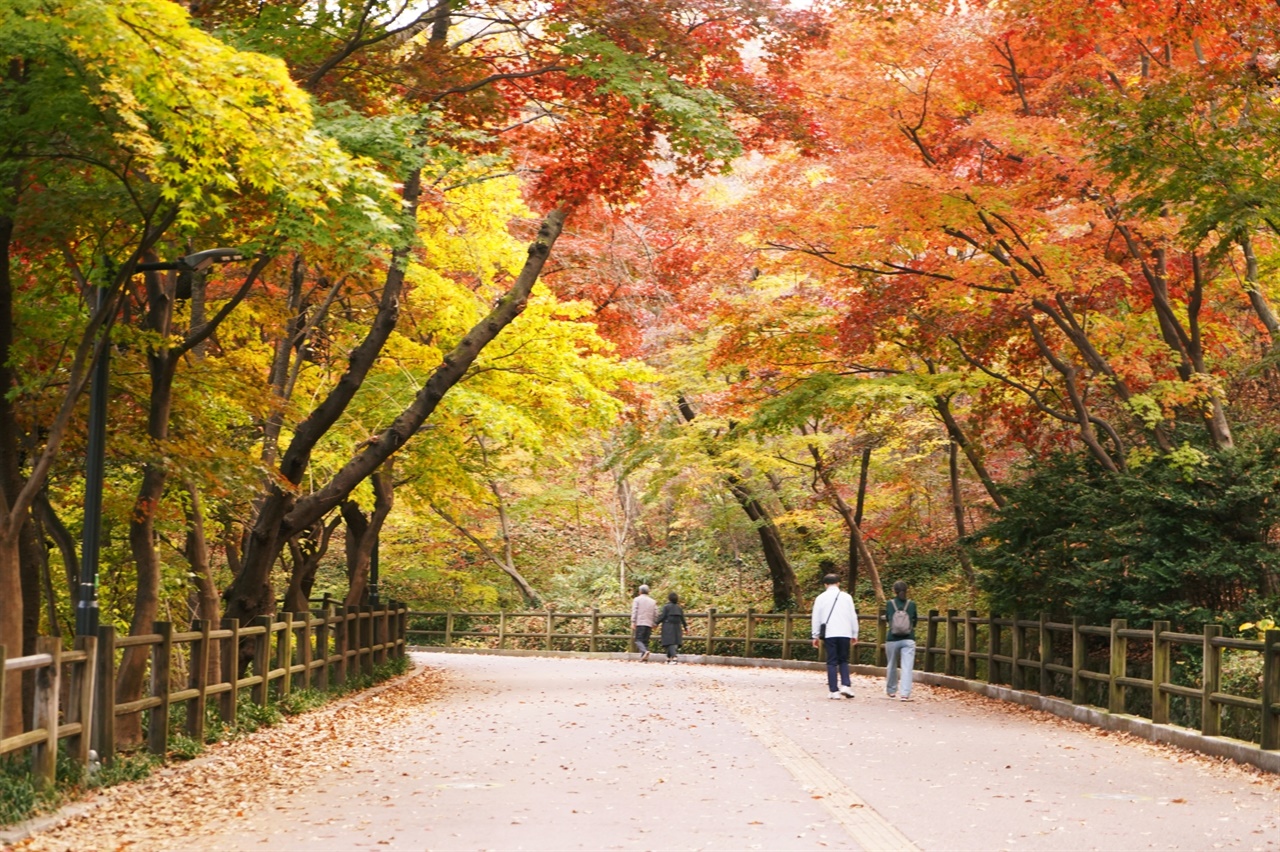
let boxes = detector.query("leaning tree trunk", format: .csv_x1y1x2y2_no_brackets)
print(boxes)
282,515,342,614
808,444,885,605
343,468,393,608
677,396,802,611
727,477,802,611
225,208,566,634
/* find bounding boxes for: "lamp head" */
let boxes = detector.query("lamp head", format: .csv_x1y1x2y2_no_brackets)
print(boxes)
180,248,244,272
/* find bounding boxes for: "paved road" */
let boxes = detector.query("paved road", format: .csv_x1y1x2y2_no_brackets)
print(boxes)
178,652,1277,852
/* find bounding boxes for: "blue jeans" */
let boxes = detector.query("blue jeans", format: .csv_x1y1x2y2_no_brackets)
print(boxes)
823,636,851,692
634,625,652,653
885,638,916,697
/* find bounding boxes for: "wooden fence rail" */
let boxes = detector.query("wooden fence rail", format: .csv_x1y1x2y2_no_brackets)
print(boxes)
409,608,1280,751
0,601,408,788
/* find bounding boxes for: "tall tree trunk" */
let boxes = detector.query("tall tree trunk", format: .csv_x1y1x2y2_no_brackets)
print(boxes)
118,257,269,742
34,489,78,610
933,394,1005,508
949,441,976,587
182,479,221,682
849,446,870,592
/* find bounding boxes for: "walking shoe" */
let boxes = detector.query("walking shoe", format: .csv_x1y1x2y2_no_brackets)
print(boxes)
885,693,897,699
828,691,844,699
838,685,856,698
899,695,913,702
640,650,650,662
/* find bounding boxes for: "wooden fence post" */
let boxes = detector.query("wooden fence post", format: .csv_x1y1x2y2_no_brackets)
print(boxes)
1038,613,1052,697
545,608,554,651
148,622,173,759
745,608,755,658
278,613,294,697
875,612,887,667
589,608,599,653
333,607,349,685
316,608,331,692
445,611,454,647
0,644,5,742
1108,619,1127,714
220,618,239,729
782,611,793,661
924,610,939,674
251,615,272,707
94,624,116,765
300,612,314,690
1070,616,1087,706
706,608,717,656
964,610,979,680
1151,620,1171,724
66,634,97,768
1201,624,1222,737
944,610,958,676
1010,614,1024,690
986,613,1000,684
497,611,506,650
361,606,375,676
187,620,210,742
1259,629,1279,750
31,636,61,787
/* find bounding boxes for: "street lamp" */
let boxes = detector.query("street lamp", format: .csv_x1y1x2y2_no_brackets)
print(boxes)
75,248,245,638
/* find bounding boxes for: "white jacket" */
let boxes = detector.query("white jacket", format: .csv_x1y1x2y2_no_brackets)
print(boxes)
811,587,858,639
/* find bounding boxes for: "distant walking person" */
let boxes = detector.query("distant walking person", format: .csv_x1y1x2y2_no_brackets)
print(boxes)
631,584,657,661
885,580,918,701
811,573,859,699
656,592,689,663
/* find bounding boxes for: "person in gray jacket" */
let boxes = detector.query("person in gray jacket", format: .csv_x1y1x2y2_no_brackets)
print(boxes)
810,573,859,698
631,584,657,661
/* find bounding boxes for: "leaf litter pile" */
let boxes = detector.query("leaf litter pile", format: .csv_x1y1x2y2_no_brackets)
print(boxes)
11,663,449,852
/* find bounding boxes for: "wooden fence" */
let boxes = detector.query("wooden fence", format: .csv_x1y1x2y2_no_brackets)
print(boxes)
409,607,1280,751
1,601,408,788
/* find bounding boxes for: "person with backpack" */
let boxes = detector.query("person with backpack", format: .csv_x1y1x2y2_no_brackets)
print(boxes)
884,580,918,701
810,573,859,699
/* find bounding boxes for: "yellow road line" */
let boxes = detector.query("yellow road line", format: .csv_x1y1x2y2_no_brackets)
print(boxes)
704,680,918,852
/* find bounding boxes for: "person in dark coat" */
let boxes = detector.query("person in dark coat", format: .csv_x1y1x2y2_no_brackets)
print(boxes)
656,592,688,663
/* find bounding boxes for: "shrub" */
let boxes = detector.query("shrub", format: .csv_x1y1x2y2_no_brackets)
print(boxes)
974,443,1280,628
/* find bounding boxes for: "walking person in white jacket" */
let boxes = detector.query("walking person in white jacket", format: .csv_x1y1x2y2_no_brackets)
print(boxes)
810,573,859,699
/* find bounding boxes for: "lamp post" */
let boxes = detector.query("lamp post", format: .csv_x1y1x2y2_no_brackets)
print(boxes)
75,248,244,638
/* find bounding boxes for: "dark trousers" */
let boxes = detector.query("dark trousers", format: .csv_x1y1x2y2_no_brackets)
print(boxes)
824,636,852,692
634,625,652,653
